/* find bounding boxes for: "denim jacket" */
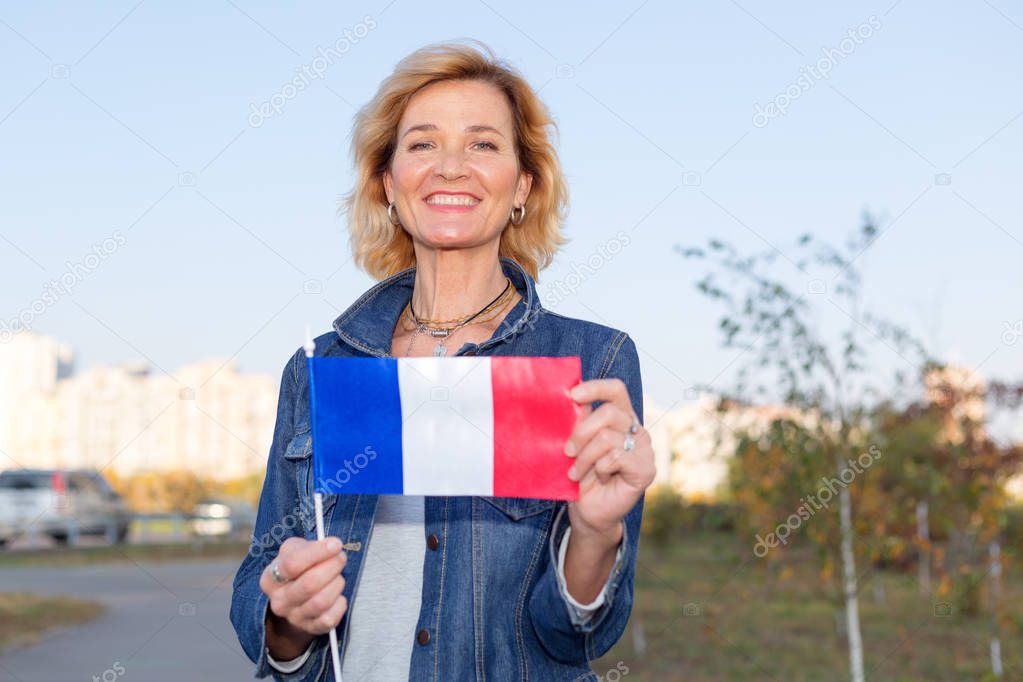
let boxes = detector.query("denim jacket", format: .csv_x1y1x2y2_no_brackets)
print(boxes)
230,256,645,681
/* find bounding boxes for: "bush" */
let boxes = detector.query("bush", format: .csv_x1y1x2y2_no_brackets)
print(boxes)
952,569,982,617
1002,505,1023,549
681,502,738,532
641,486,685,546
641,487,738,545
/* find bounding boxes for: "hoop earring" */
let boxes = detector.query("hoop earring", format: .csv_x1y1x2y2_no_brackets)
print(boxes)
509,204,526,226
387,202,401,226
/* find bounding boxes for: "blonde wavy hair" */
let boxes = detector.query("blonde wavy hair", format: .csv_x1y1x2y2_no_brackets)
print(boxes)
341,39,569,280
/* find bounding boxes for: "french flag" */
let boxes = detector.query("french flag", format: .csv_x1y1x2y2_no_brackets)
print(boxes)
307,356,583,500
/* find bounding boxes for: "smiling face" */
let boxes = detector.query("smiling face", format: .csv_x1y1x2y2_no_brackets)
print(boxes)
383,79,533,254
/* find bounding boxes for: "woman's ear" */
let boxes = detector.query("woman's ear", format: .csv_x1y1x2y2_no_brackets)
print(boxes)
382,170,393,204
515,171,533,206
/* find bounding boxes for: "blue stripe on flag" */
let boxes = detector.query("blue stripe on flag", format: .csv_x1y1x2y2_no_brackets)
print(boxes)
309,357,404,494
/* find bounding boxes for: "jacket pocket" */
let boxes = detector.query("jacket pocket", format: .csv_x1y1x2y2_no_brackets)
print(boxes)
281,430,335,532
481,496,559,520
282,430,312,460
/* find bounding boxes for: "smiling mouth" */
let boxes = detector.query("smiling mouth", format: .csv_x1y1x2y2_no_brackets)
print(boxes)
425,194,481,207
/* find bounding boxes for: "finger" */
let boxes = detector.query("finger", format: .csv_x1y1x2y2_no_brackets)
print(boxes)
284,552,347,605
296,573,346,622
565,402,632,457
259,568,276,598
621,430,657,488
260,537,306,594
306,594,349,636
578,466,600,492
569,378,635,416
568,427,620,482
278,536,308,556
593,450,625,483
260,563,290,598
278,536,344,583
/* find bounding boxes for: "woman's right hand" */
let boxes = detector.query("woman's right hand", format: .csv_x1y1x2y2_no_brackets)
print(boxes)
260,536,349,658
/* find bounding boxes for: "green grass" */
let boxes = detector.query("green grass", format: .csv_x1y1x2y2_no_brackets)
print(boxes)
0,540,251,567
0,592,105,651
593,531,1023,681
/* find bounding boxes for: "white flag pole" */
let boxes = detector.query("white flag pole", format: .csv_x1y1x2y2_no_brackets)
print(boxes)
305,327,343,682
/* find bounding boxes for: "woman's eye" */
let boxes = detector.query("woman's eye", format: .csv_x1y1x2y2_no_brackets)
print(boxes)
407,141,497,152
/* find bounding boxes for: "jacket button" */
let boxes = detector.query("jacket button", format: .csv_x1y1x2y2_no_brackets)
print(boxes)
417,628,430,646
427,533,439,550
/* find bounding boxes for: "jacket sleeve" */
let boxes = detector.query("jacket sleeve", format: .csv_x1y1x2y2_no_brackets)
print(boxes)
527,332,646,663
229,348,331,681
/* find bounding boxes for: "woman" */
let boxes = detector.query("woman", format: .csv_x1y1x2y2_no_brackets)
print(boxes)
230,40,655,681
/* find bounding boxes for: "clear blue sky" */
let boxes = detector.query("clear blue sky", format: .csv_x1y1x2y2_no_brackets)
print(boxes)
2,1,1021,415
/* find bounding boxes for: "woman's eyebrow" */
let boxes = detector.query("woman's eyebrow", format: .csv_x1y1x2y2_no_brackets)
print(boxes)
401,123,506,139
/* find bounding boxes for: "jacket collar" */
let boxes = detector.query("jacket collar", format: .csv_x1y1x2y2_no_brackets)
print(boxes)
331,256,543,357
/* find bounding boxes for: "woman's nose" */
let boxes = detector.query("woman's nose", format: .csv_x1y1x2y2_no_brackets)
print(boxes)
435,146,469,180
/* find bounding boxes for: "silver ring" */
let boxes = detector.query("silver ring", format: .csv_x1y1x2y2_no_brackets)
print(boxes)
270,560,288,584
623,434,636,452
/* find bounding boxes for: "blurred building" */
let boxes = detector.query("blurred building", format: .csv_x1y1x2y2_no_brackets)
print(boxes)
924,363,1023,501
0,331,276,481
924,363,987,444
0,331,74,466
646,396,800,500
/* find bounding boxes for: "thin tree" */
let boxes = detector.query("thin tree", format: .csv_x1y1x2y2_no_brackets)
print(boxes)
678,216,929,682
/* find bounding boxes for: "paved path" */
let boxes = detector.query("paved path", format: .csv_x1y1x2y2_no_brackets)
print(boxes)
0,559,257,681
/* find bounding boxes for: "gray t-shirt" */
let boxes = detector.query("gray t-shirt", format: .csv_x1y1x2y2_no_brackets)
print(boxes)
340,494,425,680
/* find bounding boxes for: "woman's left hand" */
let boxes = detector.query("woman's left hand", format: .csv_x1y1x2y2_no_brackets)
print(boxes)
564,378,656,541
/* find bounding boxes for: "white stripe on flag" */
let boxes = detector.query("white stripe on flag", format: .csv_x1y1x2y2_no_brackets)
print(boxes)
397,357,495,495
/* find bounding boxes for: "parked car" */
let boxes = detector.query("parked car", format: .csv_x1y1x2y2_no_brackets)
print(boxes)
188,498,256,539
0,500,15,548
0,469,131,547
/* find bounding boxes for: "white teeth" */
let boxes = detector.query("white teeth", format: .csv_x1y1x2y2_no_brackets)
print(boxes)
427,194,479,206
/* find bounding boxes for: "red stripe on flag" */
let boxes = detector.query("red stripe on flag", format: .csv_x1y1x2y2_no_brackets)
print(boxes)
491,356,582,500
